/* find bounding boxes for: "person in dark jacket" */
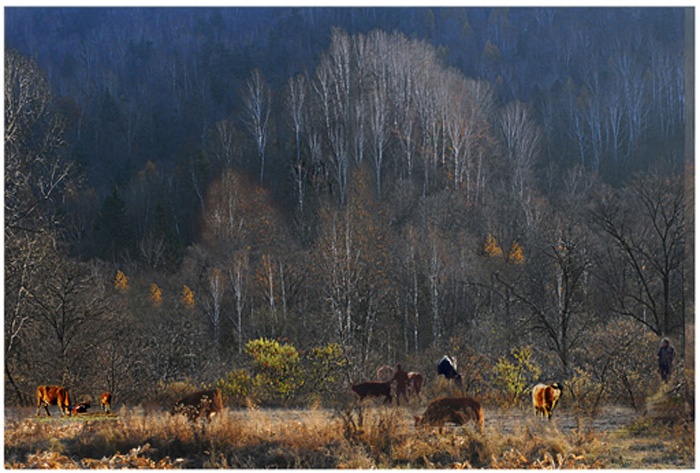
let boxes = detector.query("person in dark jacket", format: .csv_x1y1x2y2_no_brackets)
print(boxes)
657,338,675,382
391,363,410,405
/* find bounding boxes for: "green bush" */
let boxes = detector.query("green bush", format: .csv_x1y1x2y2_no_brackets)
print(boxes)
492,345,541,406
301,342,348,401
246,338,304,405
217,338,349,407
216,369,253,406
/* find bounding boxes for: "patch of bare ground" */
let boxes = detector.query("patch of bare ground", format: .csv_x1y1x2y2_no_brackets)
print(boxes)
4,402,694,469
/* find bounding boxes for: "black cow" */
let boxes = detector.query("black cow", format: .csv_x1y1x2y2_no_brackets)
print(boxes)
437,355,462,388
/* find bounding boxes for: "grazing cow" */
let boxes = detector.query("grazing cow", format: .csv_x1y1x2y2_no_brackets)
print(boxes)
414,396,484,433
100,392,112,413
36,385,71,417
407,372,424,400
71,401,91,414
437,355,463,388
376,365,394,382
350,381,393,404
172,389,223,421
532,383,563,421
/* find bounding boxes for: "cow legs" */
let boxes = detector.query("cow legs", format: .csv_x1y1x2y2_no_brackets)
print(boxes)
37,401,51,417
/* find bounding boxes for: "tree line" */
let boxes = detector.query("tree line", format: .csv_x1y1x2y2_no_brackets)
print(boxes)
4,9,690,407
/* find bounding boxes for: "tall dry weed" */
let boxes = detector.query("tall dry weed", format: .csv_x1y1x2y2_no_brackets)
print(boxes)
5,403,673,469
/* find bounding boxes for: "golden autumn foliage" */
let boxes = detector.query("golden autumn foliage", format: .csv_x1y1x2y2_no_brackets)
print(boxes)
181,285,195,309
508,241,525,264
485,235,525,264
484,234,503,258
149,283,163,306
114,270,129,293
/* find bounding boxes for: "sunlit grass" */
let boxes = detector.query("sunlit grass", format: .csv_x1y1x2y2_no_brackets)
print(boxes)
4,403,693,469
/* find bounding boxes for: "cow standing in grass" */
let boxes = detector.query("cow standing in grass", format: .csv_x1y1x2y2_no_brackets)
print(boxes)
350,381,393,405
172,389,223,421
100,392,112,413
437,355,462,389
532,383,563,421
36,385,71,416
407,372,424,401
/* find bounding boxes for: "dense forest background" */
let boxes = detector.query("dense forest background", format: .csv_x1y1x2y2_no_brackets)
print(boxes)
5,7,692,407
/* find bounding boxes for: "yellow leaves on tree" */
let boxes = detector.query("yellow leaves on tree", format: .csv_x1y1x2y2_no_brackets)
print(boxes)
493,345,541,406
484,234,525,264
149,283,163,306
484,234,503,258
114,270,129,293
508,241,524,264
181,285,195,309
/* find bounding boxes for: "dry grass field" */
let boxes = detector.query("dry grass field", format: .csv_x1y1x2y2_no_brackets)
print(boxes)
4,401,694,469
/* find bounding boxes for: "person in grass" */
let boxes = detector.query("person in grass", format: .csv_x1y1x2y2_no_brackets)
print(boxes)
657,338,675,383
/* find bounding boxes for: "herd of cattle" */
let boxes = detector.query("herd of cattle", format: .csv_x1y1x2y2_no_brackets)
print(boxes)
33,356,563,431
36,385,112,416
349,356,562,432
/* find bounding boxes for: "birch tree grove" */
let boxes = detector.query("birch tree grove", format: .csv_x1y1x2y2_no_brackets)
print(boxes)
498,101,541,199
4,9,689,406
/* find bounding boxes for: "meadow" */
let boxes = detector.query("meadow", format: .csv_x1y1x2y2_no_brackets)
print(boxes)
4,400,693,469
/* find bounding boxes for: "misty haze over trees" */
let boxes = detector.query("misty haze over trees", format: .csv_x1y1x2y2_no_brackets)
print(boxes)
5,7,691,407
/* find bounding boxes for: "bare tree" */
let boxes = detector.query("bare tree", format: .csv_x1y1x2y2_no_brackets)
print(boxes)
498,101,542,199
227,254,249,354
5,48,74,403
242,69,271,184
368,79,389,197
314,57,349,204
287,74,308,214
593,173,686,338
211,119,239,167
497,214,594,376
205,267,225,347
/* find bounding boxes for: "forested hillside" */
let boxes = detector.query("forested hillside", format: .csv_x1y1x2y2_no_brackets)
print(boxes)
5,7,691,406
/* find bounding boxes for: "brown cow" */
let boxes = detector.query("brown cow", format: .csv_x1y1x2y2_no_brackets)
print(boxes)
172,389,223,421
350,381,393,404
414,396,484,433
100,392,112,413
532,383,563,421
36,385,71,417
407,372,424,401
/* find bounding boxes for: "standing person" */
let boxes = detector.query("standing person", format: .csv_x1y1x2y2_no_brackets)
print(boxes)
657,338,675,382
391,363,409,406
